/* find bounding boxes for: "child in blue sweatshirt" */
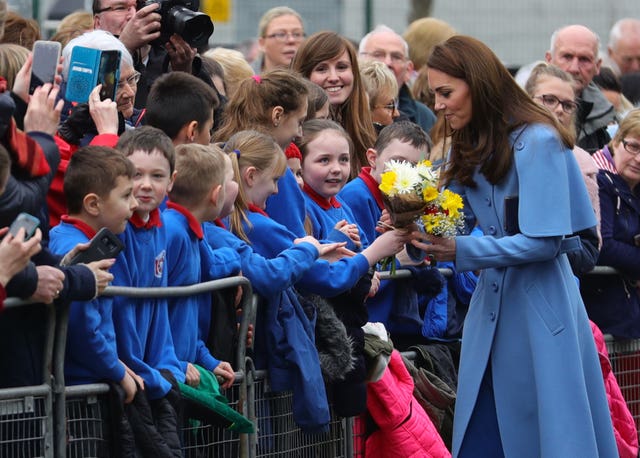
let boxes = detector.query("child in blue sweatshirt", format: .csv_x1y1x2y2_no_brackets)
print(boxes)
204,130,351,432
225,125,410,422
213,70,311,237
163,143,241,390
113,127,185,452
49,146,140,400
339,121,476,345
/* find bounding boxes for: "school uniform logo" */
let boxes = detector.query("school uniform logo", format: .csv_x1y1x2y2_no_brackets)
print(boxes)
155,250,166,278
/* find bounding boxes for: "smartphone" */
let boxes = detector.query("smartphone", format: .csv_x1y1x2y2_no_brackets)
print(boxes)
8,212,40,240
65,46,121,103
29,40,61,95
69,227,124,265
97,50,121,101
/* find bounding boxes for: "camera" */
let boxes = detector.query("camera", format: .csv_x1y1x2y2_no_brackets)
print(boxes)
137,0,214,48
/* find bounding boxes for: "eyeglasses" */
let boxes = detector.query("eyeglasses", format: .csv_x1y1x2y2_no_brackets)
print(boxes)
360,50,406,64
96,1,135,13
622,139,640,156
264,31,305,42
374,99,398,113
533,94,579,114
117,71,141,90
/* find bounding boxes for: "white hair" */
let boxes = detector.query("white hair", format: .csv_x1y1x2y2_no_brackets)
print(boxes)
608,18,640,51
62,29,133,79
359,24,409,57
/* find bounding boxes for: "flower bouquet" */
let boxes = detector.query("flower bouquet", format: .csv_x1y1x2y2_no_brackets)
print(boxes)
378,160,465,272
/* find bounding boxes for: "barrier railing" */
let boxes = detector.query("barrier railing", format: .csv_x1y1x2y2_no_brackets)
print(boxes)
1,265,638,457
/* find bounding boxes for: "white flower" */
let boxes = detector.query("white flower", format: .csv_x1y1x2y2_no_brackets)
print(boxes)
417,161,439,187
385,160,420,194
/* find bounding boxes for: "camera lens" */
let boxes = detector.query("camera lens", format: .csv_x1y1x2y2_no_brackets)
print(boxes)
166,6,213,48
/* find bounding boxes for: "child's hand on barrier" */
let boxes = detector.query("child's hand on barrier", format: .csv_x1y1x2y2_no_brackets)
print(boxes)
185,363,200,387
120,371,137,404
125,365,145,391
368,271,381,297
86,259,116,295
213,361,235,390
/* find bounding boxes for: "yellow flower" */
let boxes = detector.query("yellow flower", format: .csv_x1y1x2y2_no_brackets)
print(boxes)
423,186,439,202
441,189,464,215
379,170,397,196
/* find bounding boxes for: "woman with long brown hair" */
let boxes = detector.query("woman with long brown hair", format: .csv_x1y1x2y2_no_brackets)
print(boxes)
291,31,376,178
412,35,617,457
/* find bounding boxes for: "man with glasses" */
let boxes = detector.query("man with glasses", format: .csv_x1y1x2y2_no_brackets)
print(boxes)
93,0,215,109
545,25,616,154
359,24,436,135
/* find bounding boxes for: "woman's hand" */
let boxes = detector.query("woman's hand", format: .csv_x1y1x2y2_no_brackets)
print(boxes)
410,231,457,262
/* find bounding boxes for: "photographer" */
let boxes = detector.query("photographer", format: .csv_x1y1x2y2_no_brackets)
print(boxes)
92,0,215,108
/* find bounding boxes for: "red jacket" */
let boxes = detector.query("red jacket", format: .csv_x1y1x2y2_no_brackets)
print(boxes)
590,321,638,458
366,350,450,458
47,133,119,228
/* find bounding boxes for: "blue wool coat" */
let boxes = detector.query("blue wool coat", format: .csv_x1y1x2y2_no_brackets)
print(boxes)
450,124,617,457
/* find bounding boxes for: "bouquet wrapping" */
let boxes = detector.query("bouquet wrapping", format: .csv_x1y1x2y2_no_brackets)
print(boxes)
378,160,464,271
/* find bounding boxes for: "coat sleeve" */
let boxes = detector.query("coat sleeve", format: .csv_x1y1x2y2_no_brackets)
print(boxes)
514,124,597,236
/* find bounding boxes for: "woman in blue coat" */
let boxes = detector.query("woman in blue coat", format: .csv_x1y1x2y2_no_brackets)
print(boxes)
412,36,617,457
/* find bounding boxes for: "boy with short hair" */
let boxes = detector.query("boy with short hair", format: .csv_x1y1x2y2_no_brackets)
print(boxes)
113,126,183,454
49,146,140,400
339,122,464,345
163,143,241,389
145,72,219,146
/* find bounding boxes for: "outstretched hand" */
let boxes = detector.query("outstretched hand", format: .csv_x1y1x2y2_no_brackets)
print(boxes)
294,236,352,261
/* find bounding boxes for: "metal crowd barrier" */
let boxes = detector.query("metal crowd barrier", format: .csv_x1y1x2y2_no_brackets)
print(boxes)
2,266,639,457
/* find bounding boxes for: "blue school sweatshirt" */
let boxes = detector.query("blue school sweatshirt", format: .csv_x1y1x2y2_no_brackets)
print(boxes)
339,168,400,326
203,220,319,297
264,167,307,237
111,209,182,400
49,217,126,385
302,183,369,252
243,206,370,297
233,209,331,433
163,202,241,382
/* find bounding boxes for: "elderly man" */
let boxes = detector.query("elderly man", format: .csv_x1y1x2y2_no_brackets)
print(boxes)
546,24,616,153
607,18,640,76
359,25,436,134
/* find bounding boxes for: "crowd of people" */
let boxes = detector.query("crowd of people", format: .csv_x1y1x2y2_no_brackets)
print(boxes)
1,0,640,456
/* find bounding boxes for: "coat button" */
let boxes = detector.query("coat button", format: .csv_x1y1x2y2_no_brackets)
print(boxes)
515,141,525,150
488,225,496,235
491,282,499,292
484,197,491,206
489,312,496,321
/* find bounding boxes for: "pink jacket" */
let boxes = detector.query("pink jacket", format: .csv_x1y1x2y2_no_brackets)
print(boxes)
590,321,638,458
366,350,450,458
